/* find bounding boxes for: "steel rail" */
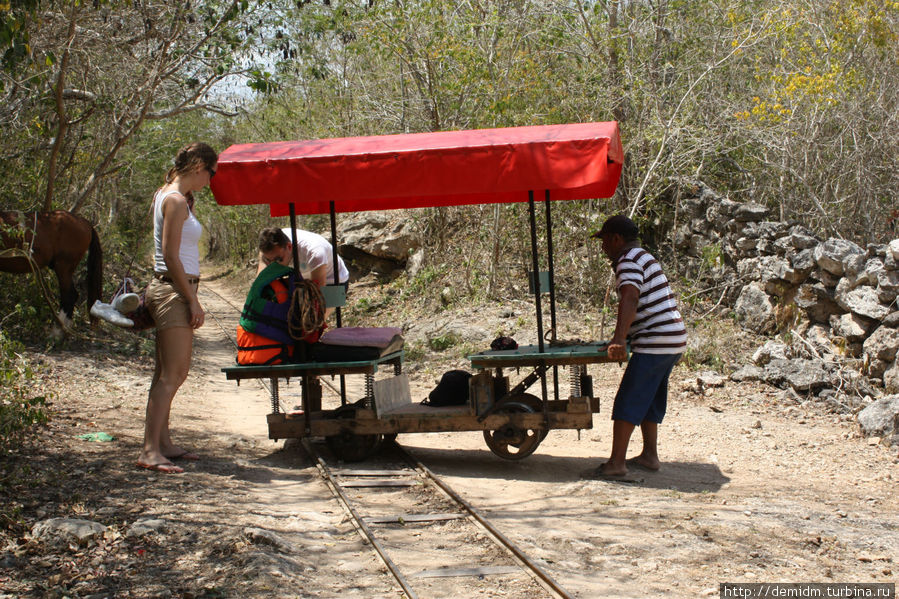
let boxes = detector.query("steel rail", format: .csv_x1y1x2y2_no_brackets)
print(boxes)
397,444,572,599
301,439,420,599
204,280,571,599
304,435,571,599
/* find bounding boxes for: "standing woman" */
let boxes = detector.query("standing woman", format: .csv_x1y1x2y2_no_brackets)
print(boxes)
137,142,217,473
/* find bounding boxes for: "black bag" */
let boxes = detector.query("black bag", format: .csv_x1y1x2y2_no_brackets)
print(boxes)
422,370,472,407
490,336,518,351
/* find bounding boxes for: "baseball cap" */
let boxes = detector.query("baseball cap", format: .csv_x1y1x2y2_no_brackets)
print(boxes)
590,214,639,240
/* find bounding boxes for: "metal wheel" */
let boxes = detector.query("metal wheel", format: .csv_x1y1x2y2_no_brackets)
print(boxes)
325,404,382,462
495,392,548,441
483,399,544,460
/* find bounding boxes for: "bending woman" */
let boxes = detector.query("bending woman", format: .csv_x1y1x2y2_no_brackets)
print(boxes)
137,142,217,474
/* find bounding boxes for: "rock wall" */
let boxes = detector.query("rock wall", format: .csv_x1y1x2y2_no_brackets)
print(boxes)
673,183,899,402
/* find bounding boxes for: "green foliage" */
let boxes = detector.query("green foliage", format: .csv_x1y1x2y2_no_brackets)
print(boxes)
0,273,59,340
428,332,462,352
0,0,41,76
0,0,895,329
403,265,447,300
0,331,49,455
403,340,428,362
700,243,723,270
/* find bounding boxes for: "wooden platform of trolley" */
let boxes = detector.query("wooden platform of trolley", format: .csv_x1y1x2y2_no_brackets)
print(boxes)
222,340,626,461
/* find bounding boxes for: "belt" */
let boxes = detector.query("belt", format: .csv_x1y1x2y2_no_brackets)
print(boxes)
154,272,199,285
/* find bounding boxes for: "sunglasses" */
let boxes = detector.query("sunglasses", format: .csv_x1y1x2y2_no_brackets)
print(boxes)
207,167,216,178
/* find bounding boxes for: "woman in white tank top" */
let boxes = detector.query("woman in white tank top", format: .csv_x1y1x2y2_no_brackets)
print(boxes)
137,142,217,474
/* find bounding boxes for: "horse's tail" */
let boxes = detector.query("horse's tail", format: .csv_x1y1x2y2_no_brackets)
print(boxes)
87,224,103,323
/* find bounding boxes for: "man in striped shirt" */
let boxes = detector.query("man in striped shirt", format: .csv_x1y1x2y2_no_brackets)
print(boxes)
588,215,687,478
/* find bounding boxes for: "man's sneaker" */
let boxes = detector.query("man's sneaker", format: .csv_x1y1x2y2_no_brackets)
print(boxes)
91,300,134,327
111,292,140,314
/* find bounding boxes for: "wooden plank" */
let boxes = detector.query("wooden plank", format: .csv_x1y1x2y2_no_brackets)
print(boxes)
332,469,413,476
373,374,412,417
340,480,418,488
268,410,594,438
223,351,403,381
410,565,520,579
364,513,466,524
467,342,628,368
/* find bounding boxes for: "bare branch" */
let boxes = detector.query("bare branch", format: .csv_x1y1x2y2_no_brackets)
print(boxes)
147,103,239,119
62,88,96,102
45,9,78,212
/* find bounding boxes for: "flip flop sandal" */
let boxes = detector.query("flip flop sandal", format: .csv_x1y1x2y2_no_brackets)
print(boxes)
136,461,184,474
168,451,200,461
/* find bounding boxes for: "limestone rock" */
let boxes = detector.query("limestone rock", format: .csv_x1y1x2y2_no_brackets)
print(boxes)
31,518,106,546
863,326,899,363
850,258,885,288
340,211,420,262
794,283,844,324
244,527,296,553
857,394,899,438
763,358,833,392
835,285,890,321
889,239,899,262
814,238,865,276
735,283,775,334
734,203,769,222
868,358,891,380
126,518,168,538
730,365,765,382
752,341,790,365
790,229,819,250
829,313,873,342
884,361,899,394
876,269,899,304
697,371,727,388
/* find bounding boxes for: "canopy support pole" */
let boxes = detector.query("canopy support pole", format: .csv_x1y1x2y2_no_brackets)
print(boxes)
528,192,544,352
289,204,312,434
544,191,559,402
527,192,549,406
329,201,347,406
288,205,301,279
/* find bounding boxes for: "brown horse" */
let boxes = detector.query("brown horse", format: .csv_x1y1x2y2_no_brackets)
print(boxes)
0,210,103,326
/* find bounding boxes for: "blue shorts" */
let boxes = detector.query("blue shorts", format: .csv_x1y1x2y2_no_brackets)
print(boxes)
611,352,682,425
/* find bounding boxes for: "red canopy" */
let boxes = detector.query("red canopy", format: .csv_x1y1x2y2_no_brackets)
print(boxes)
210,122,622,216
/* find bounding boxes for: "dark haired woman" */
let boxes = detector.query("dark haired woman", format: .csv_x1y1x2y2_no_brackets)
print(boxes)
137,142,217,474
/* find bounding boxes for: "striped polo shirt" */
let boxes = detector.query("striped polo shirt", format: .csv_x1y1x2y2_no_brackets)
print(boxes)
614,246,687,354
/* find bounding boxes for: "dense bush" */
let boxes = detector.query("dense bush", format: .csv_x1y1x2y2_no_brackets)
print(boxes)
0,331,49,454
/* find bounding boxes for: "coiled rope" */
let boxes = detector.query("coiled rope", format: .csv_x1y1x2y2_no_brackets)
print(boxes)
287,279,325,340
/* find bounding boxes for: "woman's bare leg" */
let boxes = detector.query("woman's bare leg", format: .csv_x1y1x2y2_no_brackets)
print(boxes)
139,326,193,469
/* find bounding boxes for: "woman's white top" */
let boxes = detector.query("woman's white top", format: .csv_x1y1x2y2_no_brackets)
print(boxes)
153,188,202,277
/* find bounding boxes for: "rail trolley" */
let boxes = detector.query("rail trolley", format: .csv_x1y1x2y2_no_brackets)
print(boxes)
211,122,626,462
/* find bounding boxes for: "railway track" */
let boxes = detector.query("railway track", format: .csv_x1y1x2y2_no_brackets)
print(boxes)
303,437,572,599
200,278,572,599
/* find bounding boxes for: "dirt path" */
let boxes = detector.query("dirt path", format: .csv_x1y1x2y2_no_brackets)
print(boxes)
4,273,897,598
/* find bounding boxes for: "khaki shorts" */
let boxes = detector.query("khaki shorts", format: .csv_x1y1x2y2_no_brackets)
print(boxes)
145,277,199,331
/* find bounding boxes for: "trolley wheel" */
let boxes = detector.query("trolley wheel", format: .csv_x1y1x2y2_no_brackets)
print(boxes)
482,399,544,460
325,404,382,463
495,392,548,441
